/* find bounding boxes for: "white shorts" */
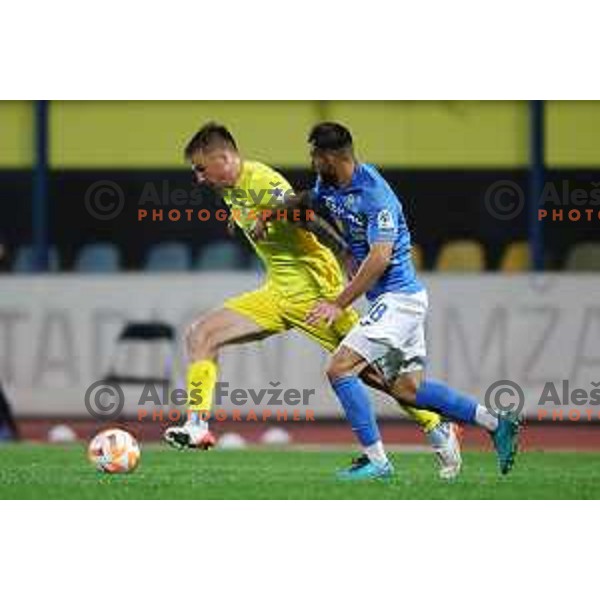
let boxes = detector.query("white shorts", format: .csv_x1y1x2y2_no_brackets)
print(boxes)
342,289,428,382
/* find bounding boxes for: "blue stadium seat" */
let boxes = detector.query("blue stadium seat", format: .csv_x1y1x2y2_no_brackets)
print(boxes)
145,243,191,271
75,243,121,272
246,254,265,273
12,245,60,272
195,241,243,271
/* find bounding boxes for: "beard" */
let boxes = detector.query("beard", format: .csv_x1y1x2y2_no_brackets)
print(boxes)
319,168,339,186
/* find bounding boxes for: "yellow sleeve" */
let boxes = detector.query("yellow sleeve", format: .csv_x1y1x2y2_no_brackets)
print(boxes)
248,164,294,210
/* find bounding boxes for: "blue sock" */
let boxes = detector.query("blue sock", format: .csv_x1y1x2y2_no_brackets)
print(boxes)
331,375,380,447
416,380,478,424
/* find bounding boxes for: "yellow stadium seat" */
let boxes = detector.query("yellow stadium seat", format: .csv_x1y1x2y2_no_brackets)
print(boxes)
500,241,531,272
411,245,424,271
436,240,485,272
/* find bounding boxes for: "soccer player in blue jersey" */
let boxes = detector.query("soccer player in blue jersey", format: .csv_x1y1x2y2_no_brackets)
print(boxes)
304,122,521,480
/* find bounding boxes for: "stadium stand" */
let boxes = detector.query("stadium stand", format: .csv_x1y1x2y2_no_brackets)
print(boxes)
436,240,486,272
195,240,243,270
12,245,60,272
246,254,265,272
74,243,121,272
11,239,600,274
144,242,191,271
565,242,600,271
500,241,531,272
411,245,424,271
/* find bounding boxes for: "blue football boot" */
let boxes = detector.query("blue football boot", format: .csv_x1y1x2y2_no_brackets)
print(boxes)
336,454,394,481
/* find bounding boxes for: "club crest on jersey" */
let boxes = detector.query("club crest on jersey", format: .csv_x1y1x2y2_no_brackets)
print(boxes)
345,194,357,209
377,209,395,230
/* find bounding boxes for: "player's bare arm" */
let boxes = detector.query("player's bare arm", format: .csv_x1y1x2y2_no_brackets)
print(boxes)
306,242,393,326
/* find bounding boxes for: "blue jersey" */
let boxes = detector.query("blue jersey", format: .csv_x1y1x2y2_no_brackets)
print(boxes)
312,163,423,301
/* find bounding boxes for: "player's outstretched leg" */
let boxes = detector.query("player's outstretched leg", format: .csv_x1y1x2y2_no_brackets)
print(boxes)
393,376,522,475
489,410,521,475
425,421,462,480
361,367,462,479
164,307,270,450
327,346,394,481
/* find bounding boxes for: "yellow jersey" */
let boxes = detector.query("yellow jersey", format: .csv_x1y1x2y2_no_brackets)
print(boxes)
222,160,343,299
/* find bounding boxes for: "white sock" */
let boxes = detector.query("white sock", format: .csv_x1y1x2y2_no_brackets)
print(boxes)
475,405,498,432
188,413,209,430
364,441,388,466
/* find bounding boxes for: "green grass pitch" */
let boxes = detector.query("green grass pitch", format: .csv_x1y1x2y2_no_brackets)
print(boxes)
1,444,600,499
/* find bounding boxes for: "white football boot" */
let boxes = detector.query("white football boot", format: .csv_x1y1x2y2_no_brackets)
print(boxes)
427,421,462,480
164,420,216,450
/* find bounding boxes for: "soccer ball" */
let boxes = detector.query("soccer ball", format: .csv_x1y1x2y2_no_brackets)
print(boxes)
88,428,141,473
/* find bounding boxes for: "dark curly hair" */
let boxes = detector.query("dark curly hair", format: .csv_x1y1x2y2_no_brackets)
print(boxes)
308,122,353,153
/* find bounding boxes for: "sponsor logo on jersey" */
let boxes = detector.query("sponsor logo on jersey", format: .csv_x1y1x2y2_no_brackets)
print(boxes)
377,209,395,231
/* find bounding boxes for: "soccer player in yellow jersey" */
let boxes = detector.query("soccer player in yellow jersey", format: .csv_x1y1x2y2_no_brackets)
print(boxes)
164,122,461,478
